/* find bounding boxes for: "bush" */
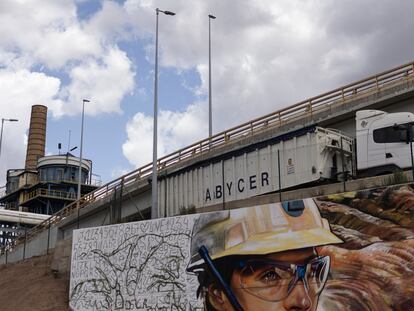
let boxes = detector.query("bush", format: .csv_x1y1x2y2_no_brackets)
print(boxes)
179,204,197,215
384,170,408,186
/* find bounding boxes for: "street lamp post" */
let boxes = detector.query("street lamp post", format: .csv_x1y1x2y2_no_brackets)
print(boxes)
0,118,19,160
208,14,216,141
77,99,89,228
152,8,175,220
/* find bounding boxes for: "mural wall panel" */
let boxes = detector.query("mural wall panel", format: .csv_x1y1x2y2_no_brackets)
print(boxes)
70,184,414,310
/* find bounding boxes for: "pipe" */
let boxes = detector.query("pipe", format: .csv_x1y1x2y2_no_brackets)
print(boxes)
0,209,50,225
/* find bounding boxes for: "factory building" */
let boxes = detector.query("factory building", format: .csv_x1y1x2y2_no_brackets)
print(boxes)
0,105,99,248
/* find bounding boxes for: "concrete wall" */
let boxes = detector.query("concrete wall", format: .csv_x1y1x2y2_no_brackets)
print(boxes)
1,169,413,266
62,207,111,240
59,185,151,240
0,225,58,264
68,182,414,310
121,190,151,220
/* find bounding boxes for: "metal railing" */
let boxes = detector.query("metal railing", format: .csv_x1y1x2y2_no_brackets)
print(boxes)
38,177,102,187
22,188,76,203
10,60,414,247
0,177,101,200
0,202,18,211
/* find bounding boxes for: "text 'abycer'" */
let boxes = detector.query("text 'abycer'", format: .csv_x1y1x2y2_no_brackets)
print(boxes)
205,171,270,202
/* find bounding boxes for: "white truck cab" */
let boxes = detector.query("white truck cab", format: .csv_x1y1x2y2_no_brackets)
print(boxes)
356,110,414,175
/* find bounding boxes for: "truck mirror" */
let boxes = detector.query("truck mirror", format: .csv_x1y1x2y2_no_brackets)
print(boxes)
399,130,408,143
393,124,409,143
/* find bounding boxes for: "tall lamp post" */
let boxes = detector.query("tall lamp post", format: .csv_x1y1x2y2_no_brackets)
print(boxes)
152,8,176,219
0,118,19,159
208,14,216,141
77,99,89,228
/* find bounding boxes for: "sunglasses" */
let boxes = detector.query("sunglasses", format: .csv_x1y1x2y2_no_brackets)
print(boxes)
236,256,330,302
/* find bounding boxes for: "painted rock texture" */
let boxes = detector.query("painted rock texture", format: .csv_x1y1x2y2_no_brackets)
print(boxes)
316,185,414,311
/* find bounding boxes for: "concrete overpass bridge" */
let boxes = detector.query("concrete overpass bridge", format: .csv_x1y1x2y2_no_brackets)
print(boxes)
2,60,414,264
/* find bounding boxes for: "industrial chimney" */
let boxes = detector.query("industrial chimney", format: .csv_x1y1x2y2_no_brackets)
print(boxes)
25,105,47,170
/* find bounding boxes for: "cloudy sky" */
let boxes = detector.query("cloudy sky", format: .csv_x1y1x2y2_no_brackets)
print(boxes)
0,0,414,186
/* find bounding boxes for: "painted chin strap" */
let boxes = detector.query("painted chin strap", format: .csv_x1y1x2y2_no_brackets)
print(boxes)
198,246,244,311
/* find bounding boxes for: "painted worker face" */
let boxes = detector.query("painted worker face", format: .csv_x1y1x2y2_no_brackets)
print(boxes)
207,248,327,311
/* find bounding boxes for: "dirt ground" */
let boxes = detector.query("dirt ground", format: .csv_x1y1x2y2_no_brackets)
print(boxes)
0,254,70,311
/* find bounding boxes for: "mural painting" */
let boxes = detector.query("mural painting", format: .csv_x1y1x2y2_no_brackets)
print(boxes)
70,184,414,310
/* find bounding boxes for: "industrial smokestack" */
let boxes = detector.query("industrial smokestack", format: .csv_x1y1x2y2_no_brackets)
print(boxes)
25,105,47,170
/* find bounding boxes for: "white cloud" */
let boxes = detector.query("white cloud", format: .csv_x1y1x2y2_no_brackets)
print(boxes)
122,103,207,167
0,0,79,68
85,1,133,43
0,0,135,118
120,0,414,169
0,69,63,184
135,0,414,129
55,47,135,117
34,25,102,69
110,167,130,179
0,0,136,184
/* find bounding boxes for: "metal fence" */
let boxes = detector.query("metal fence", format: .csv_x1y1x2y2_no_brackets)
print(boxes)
22,188,77,204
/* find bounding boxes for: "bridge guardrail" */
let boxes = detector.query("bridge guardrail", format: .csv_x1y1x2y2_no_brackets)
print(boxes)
11,61,414,247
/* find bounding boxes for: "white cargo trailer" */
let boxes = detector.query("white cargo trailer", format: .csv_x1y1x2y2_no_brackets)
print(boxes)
158,126,354,216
